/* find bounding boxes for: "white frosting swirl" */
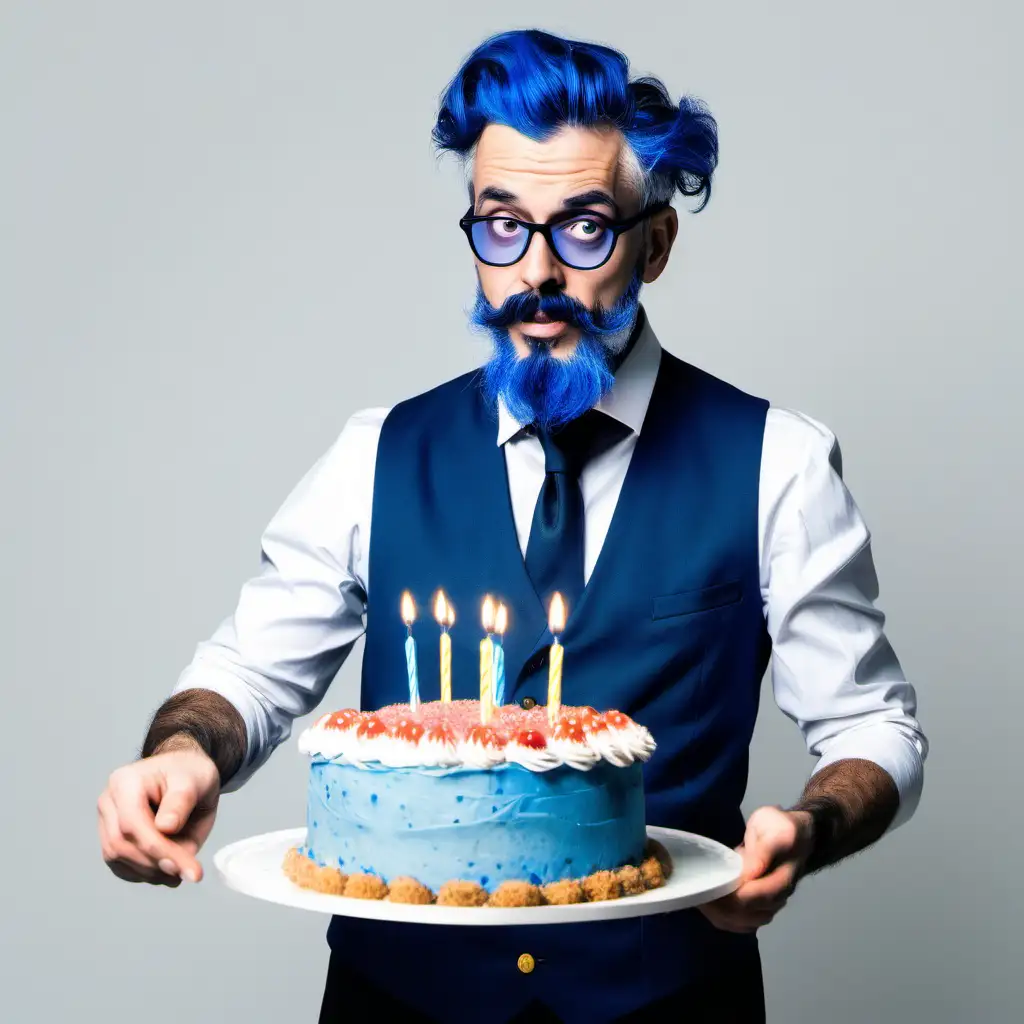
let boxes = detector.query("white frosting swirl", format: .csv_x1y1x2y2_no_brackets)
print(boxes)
299,725,356,761
622,722,657,761
504,740,561,772
456,737,508,769
420,735,461,767
547,737,601,771
586,728,634,766
587,722,656,765
372,736,426,768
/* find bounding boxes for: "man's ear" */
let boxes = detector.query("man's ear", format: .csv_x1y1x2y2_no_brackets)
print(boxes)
641,207,679,284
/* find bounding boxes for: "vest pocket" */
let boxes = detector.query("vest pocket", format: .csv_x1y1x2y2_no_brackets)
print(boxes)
651,580,743,620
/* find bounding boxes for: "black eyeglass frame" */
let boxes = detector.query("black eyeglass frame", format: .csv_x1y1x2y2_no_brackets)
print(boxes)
458,200,671,271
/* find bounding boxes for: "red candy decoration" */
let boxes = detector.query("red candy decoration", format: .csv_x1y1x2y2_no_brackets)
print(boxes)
389,719,425,744
514,729,547,750
604,710,633,731
322,709,361,732
356,713,388,739
465,724,507,749
552,715,587,745
425,722,457,746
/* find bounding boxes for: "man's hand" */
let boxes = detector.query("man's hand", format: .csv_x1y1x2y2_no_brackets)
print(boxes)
97,737,221,887
698,805,814,934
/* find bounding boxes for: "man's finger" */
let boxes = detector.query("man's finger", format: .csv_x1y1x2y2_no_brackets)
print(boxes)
735,841,765,883
736,862,797,906
154,781,199,835
745,814,801,876
98,792,160,871
99,804,184,888
111,775,202,881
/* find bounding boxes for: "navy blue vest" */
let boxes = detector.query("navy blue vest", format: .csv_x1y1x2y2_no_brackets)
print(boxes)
325,349,773,1024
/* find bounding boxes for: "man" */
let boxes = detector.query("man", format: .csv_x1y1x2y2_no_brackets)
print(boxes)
97,28,928,1024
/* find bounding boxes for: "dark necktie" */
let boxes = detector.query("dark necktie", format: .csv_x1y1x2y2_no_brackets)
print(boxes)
524,410,631,613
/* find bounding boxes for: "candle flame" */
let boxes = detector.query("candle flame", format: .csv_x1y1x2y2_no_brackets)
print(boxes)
494,603,508,636
446,600,456,628
548,592,566,634
433,590,448,625
401,591,416,625
482,595,496,632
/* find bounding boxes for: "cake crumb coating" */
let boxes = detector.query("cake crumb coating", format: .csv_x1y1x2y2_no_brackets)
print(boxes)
436,880,489,906
283,838,672,906
344,873,389,900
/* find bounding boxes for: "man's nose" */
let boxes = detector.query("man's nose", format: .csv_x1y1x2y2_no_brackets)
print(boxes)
517,230,566,294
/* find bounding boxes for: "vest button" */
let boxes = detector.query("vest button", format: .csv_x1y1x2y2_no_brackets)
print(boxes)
517,953,536,974
520,696,537,710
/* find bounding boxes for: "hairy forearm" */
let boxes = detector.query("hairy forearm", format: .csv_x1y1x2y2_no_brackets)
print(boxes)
140,688,248,788
788,758,900,877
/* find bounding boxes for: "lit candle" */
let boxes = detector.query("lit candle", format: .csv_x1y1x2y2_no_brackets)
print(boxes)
401,591,419,711
547,593,566,727
493,603,507,708
479,596,495,724
434,590,454,703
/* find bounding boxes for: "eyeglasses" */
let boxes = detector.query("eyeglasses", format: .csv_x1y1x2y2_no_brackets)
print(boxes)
459,201,670,271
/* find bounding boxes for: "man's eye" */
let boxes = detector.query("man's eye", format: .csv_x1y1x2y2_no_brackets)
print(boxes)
491,219,522,238
565,219,605,241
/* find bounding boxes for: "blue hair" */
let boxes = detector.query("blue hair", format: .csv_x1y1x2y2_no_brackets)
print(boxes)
432,29,719,210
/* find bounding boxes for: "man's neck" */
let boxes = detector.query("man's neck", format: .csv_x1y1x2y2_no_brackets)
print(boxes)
607,305,647,375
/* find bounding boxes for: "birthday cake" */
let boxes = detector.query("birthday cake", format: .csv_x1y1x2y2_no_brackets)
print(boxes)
282,699,670,906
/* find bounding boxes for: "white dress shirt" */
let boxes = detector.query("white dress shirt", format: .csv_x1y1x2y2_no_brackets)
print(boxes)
172,314,928,832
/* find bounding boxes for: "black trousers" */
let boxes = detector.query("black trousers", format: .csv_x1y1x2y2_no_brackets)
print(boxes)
317,951,766,1024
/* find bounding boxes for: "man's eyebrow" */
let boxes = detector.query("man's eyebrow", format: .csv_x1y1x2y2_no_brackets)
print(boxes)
561,190,619,216
475,186,519,212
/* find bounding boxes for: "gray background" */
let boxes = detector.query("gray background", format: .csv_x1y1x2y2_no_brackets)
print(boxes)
1,1,1019,1021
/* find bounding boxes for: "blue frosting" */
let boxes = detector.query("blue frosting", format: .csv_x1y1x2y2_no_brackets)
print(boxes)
303,759,646,893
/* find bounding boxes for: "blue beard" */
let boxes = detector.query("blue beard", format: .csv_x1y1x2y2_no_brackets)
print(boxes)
470,269,644,430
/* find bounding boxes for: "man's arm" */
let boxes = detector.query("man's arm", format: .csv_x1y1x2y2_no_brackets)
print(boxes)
140,688,248,789
699,410,927,933
763,409,927,834
99,409,385,887
698,757,901,934
789,756,900,877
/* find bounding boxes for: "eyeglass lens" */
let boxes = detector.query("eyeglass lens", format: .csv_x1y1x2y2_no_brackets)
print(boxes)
469,216,617,268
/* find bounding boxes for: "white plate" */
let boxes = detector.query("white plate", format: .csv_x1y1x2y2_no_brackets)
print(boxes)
213,826,741,927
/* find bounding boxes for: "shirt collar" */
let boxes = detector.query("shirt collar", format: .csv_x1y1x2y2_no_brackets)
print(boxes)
496,305,663,446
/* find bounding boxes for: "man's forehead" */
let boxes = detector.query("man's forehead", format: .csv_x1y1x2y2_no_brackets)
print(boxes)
471,123,631,207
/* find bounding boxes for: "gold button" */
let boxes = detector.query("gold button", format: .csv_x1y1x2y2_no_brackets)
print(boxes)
517,953,535,974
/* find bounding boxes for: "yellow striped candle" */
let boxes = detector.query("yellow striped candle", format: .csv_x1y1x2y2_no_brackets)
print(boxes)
479,637,493,723
480,596,495,723
547,593,566,726
440,632,452,703
434,591,454,703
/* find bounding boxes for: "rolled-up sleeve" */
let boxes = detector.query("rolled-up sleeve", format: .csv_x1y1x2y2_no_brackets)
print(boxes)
761,409,928,832
171,408,386,792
